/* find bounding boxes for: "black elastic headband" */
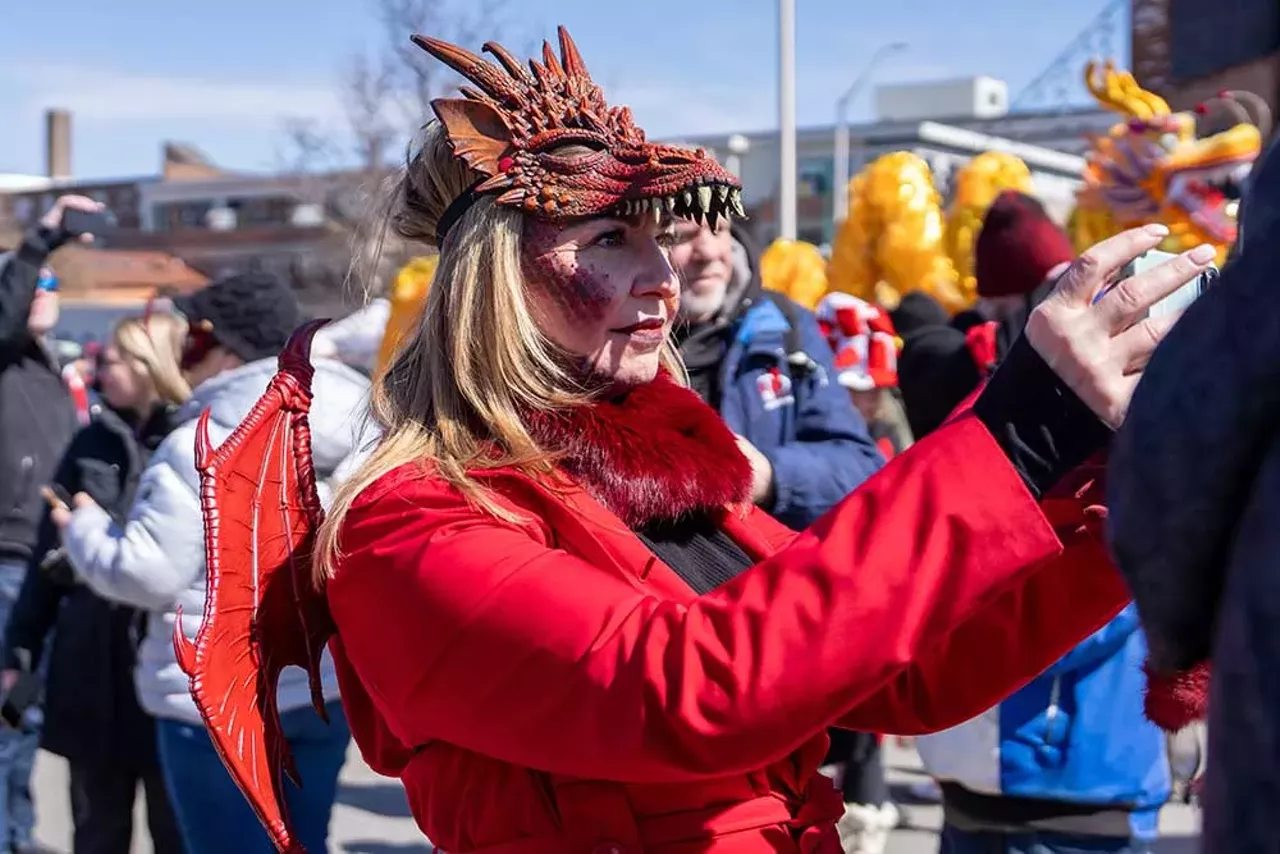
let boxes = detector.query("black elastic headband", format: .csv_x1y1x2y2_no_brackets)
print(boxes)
435,178,487,246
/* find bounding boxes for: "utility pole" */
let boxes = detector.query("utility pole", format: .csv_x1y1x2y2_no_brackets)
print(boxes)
778,0,797,240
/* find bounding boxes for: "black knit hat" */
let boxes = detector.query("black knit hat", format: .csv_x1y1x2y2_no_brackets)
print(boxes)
890,291,949,339
173,272,302,363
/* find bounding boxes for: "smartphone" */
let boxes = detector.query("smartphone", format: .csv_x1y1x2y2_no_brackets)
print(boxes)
1117,249,1219,320
40,485,71,512
61,208,117,245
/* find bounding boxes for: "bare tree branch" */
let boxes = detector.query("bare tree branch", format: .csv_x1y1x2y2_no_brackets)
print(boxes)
275,0,522,302
342,51,397,170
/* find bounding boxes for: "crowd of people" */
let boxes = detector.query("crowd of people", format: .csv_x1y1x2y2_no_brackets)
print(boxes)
0,25,1271,854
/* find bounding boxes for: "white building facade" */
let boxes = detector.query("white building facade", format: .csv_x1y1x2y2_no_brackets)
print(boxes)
664,100,1117,246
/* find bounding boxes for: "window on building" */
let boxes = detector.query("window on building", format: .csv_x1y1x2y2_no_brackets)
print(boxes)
798,226,827,246
154,201,215,231
227,196,295,227
12,198,34,224
798,157,833,200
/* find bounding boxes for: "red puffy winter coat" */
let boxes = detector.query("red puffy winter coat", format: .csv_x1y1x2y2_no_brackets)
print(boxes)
325,410,1127,853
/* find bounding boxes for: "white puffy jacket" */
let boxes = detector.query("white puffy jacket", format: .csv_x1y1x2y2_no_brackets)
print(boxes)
64,357,373,724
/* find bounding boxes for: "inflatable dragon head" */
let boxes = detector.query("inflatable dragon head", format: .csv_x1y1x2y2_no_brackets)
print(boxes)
1075,60,1267,263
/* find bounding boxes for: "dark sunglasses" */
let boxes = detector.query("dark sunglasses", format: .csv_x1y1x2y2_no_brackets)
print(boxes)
36,272,59,293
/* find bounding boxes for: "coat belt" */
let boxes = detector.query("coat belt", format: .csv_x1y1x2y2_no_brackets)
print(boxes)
445,774,843,854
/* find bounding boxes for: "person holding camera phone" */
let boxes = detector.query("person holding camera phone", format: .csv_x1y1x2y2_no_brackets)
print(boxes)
0,195,103,853
3,311,189,854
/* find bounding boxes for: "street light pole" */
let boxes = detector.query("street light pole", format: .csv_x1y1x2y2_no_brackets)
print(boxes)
778,0,797,240
726,133,750,179
832,42,908,227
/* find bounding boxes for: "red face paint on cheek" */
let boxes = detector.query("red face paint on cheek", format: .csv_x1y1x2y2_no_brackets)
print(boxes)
521,220,615,329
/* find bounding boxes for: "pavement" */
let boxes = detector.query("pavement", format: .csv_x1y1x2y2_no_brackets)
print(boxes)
30,741,1202,853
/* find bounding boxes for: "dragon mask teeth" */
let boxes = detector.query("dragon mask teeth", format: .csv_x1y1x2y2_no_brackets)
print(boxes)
612,182,746,230
413,26,743,237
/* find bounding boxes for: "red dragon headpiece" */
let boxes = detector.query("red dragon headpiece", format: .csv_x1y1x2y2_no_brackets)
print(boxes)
418,26,744,244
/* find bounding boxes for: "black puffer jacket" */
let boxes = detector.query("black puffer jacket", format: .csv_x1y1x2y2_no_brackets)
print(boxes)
0,226,80,563
897,279,1056,439
4,401,178,769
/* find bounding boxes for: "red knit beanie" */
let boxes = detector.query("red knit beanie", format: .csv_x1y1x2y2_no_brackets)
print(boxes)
975,191,1075,298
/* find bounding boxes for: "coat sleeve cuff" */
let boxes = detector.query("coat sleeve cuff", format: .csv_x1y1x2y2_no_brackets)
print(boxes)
63,503,115,581
973,336,1113,499
16,226,70,266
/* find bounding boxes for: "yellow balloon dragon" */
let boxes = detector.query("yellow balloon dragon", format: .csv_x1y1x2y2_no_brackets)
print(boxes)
377,255,438,374
827,151,969,312
759,239,829,310
827,151,1032,312
1071,60,1266,265
943,152,1035,304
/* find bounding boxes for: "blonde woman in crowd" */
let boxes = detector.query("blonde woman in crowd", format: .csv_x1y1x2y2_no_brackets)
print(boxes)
3,312,189,854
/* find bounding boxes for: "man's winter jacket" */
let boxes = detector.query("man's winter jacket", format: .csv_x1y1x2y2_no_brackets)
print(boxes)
915,604,1171,840
0,227,79,562
5,402,177,769
62,356,372,725
675,226,883,529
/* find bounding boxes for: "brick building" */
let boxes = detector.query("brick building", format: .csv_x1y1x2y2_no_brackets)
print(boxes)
1132,0,1279,128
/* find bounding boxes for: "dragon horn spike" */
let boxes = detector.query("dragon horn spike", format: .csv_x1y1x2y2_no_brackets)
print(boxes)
194,409,216,472
542,40,565,77
411,34,520,102
279,319,330,372
1196,94,1253,131
1225,89,1274,137
483,40,534,85
1084,59,1123,113
557,26,590,79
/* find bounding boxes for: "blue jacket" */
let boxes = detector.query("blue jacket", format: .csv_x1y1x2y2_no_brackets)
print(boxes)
916,605,1171,840
716,295,883,530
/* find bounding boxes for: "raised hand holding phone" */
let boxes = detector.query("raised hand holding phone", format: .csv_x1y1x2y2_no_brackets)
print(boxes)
1025,227,1220,429
38,195,107,244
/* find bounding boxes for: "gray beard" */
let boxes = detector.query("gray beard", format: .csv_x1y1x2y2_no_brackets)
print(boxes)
678,289,727,325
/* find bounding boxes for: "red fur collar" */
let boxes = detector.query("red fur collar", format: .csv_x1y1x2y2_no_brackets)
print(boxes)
524,373,752,528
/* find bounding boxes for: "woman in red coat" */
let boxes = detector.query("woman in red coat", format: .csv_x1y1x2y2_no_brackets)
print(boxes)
282,29,1210,854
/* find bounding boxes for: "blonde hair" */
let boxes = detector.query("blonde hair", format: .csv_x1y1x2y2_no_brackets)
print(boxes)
113,312,192,406
315,123,684,580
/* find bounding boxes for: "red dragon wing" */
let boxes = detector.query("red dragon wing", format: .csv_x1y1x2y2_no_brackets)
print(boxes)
174,320,335,854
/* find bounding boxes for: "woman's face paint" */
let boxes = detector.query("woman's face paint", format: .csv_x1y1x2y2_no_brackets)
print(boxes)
521,214,680,387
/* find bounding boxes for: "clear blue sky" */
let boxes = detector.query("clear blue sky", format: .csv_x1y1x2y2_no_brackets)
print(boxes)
0,0,1128,180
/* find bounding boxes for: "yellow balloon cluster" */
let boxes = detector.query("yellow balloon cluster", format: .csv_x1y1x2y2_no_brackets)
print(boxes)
943,152,1033,303
377,255,438,374
827,151,967,313
759,239,829,310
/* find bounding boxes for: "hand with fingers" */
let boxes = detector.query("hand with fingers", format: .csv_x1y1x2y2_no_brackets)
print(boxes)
39,194,106,244
1023,224,1218,429
49,492,99,533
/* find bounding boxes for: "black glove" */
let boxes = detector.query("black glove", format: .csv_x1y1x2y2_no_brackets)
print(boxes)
38,547,78,588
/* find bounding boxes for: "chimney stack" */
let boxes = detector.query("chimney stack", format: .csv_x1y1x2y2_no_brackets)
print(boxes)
45,109,72,181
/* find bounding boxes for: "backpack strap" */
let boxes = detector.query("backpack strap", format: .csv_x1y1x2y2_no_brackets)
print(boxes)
760,291,818,380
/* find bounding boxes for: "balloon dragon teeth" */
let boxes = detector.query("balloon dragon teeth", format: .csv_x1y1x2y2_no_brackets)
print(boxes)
615,182,746,229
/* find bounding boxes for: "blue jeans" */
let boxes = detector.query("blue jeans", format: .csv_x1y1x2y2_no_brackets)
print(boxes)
157,701,349,854
939,825,1153,854
0,561,37,851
